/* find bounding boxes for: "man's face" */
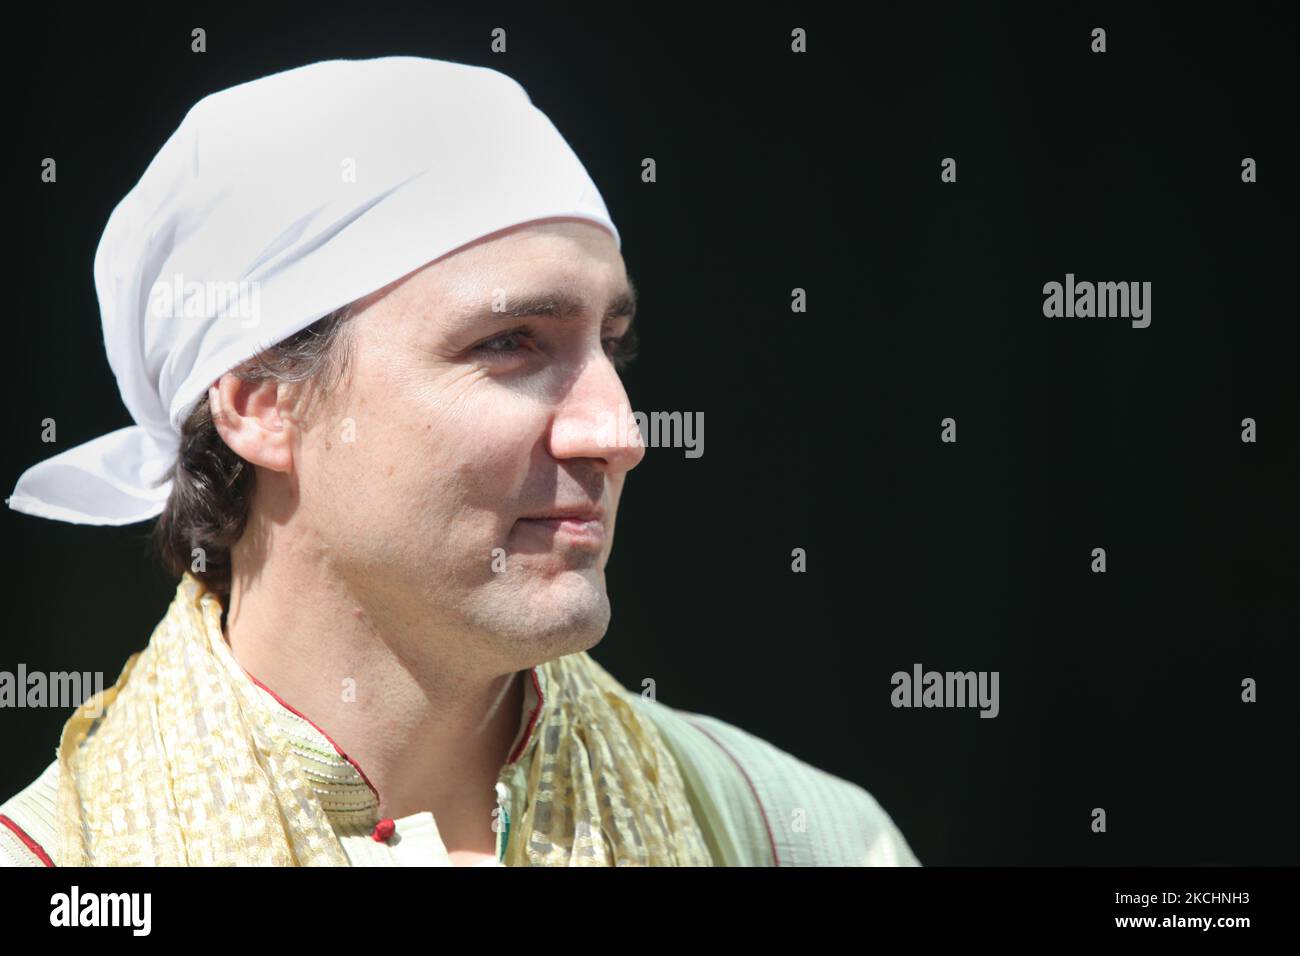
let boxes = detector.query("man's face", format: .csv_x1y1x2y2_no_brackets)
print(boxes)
283,218,644,668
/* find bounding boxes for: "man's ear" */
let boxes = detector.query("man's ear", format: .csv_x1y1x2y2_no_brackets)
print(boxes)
209,374,296,474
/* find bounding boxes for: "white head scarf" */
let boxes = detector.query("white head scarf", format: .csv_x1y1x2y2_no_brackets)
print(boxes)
6,56,620,525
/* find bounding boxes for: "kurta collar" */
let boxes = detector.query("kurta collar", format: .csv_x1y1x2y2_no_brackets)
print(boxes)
191,573,547,838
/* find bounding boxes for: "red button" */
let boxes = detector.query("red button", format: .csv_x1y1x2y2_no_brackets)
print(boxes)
371,818,396,842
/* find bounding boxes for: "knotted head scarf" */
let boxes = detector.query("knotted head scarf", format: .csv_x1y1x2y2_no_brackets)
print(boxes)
7,56,620,525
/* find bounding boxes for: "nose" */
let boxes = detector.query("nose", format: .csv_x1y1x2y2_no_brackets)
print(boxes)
547,351,646,475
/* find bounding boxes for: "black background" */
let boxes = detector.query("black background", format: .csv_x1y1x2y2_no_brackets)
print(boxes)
4,2,1297,865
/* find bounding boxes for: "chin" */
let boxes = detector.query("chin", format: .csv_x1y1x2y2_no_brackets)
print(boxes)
513,571,612,654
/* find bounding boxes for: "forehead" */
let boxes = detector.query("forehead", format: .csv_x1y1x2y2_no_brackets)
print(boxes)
385,219,628,320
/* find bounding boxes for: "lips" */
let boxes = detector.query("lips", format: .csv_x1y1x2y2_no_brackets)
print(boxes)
521,517,603,533
522,506,605,523
517,506,605,548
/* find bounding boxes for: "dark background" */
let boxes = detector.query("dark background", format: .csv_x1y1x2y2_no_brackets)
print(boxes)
4,2,1296,865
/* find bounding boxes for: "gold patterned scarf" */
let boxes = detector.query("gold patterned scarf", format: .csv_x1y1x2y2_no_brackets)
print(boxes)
55,573,712,866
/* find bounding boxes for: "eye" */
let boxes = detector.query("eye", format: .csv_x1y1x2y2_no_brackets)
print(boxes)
470,325,639,369
603,326,639,371
473,327,536,359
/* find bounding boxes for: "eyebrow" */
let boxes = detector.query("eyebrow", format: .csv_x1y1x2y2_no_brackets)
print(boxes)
453,278,638,328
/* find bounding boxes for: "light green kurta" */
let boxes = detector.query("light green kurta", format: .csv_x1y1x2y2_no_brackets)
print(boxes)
627,693,920,866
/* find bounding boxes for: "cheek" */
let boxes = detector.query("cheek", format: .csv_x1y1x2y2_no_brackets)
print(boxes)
310,356,552,530
442,413,523,471
402,387,552,518
295,416,391,526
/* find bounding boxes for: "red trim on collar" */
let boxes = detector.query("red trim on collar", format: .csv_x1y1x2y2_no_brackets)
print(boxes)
239,669,382,804
0,813,54,867
507,666,545,765
239,664,545,799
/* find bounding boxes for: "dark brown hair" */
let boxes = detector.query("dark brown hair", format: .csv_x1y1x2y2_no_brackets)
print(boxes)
151,304,358,601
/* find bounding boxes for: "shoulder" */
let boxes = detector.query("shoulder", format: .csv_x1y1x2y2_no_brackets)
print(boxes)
0,758,60,867
628,693,920,867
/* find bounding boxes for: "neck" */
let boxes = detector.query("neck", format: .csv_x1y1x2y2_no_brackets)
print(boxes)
220,553,526,854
